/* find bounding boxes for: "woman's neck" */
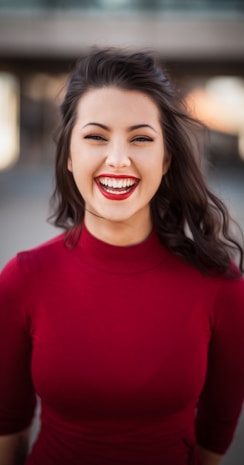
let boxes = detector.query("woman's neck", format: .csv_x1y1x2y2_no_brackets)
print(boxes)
84,212,153,247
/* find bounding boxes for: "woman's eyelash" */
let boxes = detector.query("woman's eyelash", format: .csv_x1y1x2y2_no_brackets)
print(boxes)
84,134,106,141
84,135,153,142
132,136,153,142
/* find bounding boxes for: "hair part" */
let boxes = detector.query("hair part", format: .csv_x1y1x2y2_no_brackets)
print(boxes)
49,46,244,278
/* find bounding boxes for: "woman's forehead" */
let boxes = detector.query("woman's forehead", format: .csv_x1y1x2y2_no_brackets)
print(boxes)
75,87,161,124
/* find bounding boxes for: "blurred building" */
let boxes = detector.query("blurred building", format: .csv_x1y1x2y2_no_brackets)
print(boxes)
0,0,244,169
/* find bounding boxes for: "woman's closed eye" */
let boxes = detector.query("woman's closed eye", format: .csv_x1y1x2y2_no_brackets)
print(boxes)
83,134,154,143
132,136,153,143
84,134,107,141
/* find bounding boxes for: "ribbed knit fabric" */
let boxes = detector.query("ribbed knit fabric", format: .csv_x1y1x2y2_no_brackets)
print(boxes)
1,225,244,464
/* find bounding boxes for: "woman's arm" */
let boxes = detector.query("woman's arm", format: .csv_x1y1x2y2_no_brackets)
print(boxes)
0,258,37,465
195,279,244,459
198,446,224,465
0,428,30,465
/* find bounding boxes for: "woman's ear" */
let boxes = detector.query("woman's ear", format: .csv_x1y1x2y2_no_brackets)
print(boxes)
162,153,171,176
67,156,72,172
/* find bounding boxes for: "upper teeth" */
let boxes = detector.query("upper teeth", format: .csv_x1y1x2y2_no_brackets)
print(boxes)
98,177,136,188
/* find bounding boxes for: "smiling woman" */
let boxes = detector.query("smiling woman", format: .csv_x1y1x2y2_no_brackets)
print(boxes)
67,86,167,244
0,47,244,465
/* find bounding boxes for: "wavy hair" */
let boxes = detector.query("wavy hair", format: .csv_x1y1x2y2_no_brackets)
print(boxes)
50,47,243,277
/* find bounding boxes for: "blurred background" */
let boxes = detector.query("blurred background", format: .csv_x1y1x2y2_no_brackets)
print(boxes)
0,1,244,463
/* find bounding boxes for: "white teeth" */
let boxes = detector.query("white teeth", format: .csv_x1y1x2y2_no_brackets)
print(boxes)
105,188,128,194
98,177,137,189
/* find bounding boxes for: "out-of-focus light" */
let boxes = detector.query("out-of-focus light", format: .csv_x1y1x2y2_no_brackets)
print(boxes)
206,77,244,132
185,76,244,159
186,77,244,135
0,73,20,171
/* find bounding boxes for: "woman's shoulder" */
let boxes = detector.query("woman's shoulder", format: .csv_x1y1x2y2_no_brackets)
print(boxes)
1,232,66,280
165,248,244,305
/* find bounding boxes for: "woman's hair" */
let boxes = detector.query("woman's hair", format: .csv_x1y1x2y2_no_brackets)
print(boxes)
50,46,243,277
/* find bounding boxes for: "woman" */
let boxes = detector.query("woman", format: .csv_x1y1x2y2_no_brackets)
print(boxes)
0,48,244,465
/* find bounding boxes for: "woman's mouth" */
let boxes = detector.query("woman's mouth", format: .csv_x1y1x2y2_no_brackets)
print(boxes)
95,176,140,200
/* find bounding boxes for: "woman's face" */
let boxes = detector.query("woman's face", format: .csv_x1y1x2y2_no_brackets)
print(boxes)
68,86,169,243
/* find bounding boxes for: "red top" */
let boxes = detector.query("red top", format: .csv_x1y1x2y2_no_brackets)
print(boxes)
1,225,244,465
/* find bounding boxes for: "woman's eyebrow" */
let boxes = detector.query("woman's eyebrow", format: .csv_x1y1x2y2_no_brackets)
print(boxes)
82,122,109,130
127,124,157,133
82,122,157,133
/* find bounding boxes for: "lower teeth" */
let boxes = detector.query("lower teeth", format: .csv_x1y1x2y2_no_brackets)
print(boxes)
105,188,128,194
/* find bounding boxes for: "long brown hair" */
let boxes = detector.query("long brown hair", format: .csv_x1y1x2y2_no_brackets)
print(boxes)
50,47,243,277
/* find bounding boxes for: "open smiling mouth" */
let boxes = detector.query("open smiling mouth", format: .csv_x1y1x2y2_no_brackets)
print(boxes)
95,176,140,200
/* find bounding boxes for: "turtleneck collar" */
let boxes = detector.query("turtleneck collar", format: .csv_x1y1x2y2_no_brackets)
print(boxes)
76,223,169,274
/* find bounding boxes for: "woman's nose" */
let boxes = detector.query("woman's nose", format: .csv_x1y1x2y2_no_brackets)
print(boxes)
105,143,131,168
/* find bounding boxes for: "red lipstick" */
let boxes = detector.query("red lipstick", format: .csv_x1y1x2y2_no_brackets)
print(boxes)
95,174,139,201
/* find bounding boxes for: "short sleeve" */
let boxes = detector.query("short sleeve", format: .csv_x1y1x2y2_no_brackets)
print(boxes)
0,256,36,434
196,276,244,453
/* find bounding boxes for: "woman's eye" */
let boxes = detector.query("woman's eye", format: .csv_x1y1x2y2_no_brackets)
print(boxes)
84,135,106,141
132,136,153,143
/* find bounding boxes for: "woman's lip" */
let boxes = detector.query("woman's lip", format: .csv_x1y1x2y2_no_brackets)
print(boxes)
96,174,139,180
95,177,139,201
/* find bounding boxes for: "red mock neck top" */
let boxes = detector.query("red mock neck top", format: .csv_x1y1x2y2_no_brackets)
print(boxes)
0,225,244,464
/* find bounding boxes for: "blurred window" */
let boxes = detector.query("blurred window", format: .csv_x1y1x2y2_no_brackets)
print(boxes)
18,73,65,168
0,0,243,13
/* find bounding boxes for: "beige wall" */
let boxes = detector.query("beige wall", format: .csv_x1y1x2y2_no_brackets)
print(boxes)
0,13,243,60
